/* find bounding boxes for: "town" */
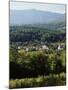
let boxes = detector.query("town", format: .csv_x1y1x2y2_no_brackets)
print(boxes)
17,43,65,53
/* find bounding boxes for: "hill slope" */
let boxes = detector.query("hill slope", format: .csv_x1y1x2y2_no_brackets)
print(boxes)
10,9,65,25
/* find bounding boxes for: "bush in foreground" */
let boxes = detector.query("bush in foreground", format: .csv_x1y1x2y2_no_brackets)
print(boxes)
9,73,66,89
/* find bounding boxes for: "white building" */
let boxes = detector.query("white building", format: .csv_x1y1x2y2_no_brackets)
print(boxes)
25,48,29,52
57,45,63,51
42,45,49,50
18,46,21,50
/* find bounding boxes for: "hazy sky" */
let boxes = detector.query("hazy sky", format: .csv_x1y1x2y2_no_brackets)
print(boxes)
10,2,66,14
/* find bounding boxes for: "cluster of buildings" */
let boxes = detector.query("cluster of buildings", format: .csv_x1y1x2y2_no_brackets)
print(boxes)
17,44,64,52
18,45,49,52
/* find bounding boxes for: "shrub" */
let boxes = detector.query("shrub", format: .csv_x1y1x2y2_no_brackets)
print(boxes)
9,73,66,89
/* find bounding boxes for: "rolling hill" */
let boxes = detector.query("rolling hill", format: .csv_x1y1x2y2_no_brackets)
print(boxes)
10,9,65,25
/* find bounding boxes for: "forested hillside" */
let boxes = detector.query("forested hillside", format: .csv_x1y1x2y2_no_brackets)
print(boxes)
10,23,66,46
9,22,66,88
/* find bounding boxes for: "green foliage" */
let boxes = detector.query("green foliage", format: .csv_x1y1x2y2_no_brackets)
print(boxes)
9,46,18,62
10,25,66,45
9,25,66,88
9,73,66,89
10,48,66,79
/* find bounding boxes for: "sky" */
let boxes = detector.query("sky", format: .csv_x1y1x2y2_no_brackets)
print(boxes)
10,2,66,14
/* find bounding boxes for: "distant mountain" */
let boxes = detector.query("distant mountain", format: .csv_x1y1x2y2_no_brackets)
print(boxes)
10,9,65,25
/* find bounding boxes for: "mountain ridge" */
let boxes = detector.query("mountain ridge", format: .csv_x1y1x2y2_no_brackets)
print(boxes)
10,9,65,25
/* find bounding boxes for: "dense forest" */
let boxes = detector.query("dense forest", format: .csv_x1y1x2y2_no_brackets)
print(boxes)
9,23,66,88
10,23,66,45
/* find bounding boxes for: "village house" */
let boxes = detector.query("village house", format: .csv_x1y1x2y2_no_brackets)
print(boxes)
25,48,29,52
18,46,21,50
42,45,49,50
57,45,64,51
